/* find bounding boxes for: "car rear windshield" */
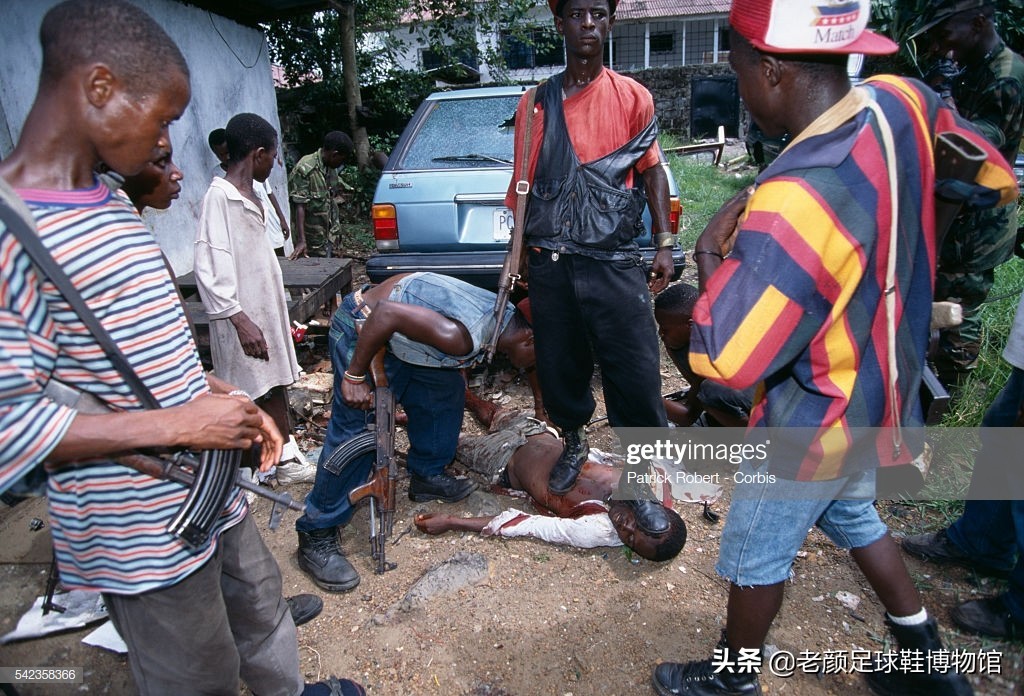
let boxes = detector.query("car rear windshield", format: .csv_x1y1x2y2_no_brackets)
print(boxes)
399,95,520,171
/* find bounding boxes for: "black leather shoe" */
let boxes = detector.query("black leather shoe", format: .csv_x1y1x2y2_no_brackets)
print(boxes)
652,634,762,696
302,676,366,696
297,528,361,593
548,426,588,494
628,498,671,535
902,529,1010,578
863,617,972,695
952,596,1024,640
286,593,323,626
408,472,477,503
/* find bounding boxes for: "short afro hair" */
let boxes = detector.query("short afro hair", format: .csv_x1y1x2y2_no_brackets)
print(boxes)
40,0,189,96
208,128,227,151
323,131,354,156
654,282,699,315
225,113,277,164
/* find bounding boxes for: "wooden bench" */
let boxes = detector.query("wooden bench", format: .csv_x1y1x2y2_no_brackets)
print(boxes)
663,125,727,166
177,257,353,353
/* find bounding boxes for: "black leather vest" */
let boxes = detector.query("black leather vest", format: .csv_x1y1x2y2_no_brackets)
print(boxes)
523,72,659,259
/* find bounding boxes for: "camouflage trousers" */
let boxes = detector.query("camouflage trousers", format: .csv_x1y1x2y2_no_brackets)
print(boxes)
303,223,341,257
932,203,1017,388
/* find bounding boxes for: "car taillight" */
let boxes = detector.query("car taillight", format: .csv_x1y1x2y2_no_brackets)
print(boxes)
669,196,681,234
372,204,398,242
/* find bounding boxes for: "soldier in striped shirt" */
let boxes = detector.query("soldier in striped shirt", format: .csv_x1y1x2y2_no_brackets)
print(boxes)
0,2,362,694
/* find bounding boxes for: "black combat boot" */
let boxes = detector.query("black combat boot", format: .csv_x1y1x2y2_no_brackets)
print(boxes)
617,464,671,535
548,426,588,494
297,528,360,593
863,617,973,695
652,632,762,696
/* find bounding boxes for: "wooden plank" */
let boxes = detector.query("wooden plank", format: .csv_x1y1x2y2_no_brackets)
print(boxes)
181,258,352,355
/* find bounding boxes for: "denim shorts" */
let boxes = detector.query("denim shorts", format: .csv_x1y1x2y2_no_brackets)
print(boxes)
716,464,888,586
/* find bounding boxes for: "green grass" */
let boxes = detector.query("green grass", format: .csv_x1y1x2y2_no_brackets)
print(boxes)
942,257,1024,427
666,153,756,250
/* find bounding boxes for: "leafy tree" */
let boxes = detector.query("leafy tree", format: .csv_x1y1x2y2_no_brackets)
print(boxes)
266,0,539,165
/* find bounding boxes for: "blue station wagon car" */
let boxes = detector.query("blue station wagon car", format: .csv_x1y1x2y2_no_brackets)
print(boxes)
367,85,685,290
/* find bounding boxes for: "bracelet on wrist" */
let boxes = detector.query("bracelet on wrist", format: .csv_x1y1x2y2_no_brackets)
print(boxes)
228,389,251,399
692,250,724,260
343,371,367,384
653,233,675,249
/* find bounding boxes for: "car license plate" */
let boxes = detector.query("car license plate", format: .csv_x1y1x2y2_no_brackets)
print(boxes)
493,207,514,242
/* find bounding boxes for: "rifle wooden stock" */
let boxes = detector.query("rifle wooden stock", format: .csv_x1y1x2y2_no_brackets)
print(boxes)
934,131,987,250
346,347,397,573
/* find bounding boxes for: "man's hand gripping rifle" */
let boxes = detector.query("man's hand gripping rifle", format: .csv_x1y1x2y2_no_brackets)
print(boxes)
44,380,304,547
347,346,398,573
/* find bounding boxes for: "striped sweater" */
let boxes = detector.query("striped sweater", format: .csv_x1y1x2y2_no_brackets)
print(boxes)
0,180,246,594
690,76,1018,481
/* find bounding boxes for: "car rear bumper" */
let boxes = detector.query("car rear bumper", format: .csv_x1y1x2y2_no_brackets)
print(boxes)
365,248,687,291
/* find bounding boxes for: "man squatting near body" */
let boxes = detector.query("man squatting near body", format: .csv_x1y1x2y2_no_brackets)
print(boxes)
507,0,675,537
654,282,752,428
415,395,693,561
295,272,536,592
0,1,361,693
649,0,1018,694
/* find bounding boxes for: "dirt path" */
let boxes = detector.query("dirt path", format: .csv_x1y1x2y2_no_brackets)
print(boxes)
0,264,1020,695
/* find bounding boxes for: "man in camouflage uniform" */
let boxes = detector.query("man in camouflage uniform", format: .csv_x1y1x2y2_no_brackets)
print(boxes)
914,0,1024,390
288,131,353,258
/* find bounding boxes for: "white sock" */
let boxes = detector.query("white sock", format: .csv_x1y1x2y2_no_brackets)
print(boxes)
888,607,928,625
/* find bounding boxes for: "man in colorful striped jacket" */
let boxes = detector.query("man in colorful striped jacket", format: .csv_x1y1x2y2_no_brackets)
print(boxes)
650,0,1017,695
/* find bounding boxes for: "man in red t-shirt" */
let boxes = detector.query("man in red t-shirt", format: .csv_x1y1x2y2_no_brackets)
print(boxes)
506,0,673,536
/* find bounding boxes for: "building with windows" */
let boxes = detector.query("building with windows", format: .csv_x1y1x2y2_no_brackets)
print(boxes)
390,0,731,85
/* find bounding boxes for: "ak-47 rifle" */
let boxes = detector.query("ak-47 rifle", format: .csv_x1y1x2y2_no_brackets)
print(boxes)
347,346,398,573
484,86,538,363
43,380,304,547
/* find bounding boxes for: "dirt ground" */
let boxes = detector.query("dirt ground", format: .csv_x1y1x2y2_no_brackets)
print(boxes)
1,262,1022,696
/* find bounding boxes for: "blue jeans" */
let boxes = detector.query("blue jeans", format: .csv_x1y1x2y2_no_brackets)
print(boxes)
946,366,1024,621
296,294,466,532
717,464,887,586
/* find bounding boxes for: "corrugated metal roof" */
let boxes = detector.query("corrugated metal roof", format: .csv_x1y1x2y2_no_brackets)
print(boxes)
614,0,731,21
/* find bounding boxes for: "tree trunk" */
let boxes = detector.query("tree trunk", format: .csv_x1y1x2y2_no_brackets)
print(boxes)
330,0,369,168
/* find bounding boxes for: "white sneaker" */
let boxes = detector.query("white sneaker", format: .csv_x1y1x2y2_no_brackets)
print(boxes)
275,436,317,485
239,467,258,505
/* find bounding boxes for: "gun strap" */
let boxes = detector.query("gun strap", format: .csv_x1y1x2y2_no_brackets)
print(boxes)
511,86,538,247
485,86,539,362
0,197,160,409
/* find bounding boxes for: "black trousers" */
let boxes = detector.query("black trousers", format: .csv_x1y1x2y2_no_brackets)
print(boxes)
527,248,666,430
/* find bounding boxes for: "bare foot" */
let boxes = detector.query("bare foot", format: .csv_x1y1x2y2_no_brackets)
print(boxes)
414,513,454,535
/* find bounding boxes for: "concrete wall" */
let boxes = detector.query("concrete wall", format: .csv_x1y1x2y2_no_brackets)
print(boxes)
625,64,739,138
0,0,287,275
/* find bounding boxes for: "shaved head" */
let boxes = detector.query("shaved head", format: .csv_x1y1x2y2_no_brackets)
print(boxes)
39,0,189,96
